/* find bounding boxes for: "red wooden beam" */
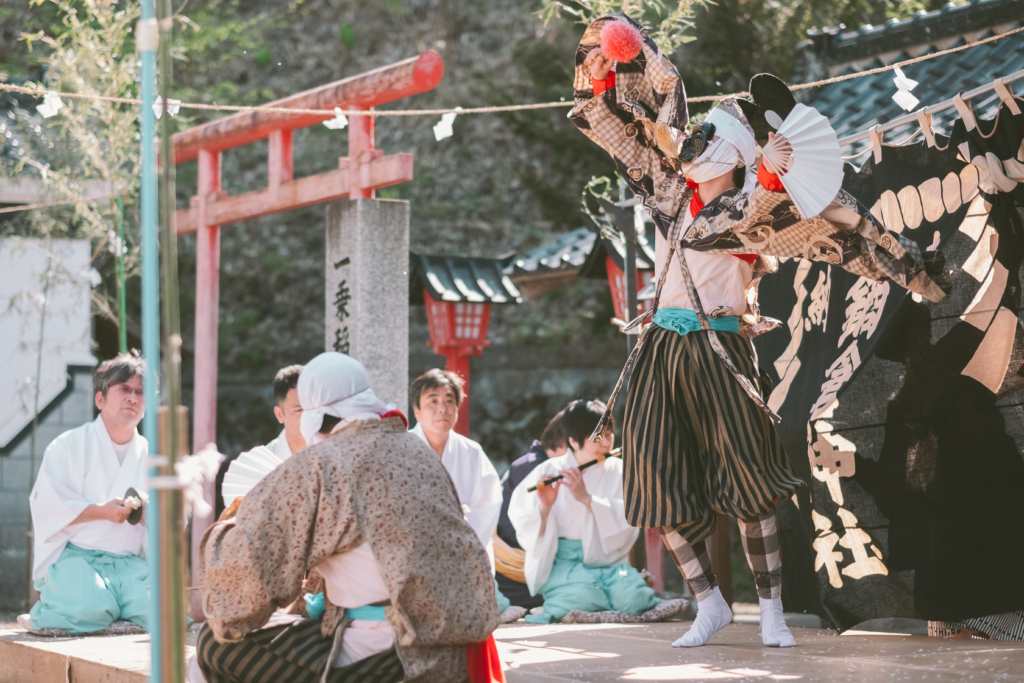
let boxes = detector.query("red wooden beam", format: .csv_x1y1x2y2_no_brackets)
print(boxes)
174,153,412,233
172,51,443,163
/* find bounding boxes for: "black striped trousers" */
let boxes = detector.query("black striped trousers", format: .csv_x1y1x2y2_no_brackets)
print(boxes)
196,619,404,683
623,326,804,542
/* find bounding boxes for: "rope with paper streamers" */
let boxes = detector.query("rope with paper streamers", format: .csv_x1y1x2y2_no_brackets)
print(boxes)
0,25,1021,117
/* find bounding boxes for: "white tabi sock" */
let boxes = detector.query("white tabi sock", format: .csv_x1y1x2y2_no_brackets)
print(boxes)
672,586,732,647
758,597,796,647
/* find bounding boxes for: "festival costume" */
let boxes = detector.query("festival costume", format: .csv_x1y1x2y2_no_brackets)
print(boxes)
198,354,501,683
570,14,949,644
27,416,150,634
507,452,658,624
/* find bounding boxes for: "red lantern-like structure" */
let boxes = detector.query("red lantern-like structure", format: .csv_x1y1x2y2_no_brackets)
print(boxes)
605,255,654,324
412,253,521,436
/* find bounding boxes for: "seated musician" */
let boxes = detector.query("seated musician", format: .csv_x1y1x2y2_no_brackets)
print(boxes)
507,399,661,624
196,352,500,683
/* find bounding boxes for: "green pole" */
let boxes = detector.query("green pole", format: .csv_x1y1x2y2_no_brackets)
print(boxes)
115,194,127,354
138,0,162,680
157,0,185,680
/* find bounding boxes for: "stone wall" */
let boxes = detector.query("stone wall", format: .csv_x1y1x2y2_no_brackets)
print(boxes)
0,366,94,611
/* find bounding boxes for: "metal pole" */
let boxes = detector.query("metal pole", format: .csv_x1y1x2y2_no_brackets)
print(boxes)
137,0,162,680
115,194,127,353
157,0,185,679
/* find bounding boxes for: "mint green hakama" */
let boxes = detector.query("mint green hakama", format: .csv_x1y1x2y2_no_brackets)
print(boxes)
525,539,658,624
29,543,149,635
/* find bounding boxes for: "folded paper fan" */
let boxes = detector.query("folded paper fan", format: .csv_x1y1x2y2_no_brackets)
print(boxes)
760,103,843,219
221,446,286,507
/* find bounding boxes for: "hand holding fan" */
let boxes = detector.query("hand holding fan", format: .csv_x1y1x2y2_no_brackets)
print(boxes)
221,445,286,507
760,103,843,219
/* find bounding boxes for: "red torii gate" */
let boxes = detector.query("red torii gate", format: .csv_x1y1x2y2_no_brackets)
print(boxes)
172,52,443,619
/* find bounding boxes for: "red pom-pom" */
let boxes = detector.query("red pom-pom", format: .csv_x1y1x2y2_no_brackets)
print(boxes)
601,20,643,63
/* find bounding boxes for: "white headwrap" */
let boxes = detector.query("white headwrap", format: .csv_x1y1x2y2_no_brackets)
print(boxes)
297,352,394,446
685,106,759,194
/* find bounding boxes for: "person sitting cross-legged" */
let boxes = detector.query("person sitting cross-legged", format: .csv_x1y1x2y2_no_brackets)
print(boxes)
508,399,684,624
19,353,150,636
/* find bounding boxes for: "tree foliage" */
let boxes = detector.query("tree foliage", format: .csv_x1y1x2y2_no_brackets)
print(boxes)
5,0,141,324
538,0,708,55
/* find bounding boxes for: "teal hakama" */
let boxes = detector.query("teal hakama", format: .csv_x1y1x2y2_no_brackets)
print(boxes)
495,579,512,613
524,539,658,624
29,543,149,634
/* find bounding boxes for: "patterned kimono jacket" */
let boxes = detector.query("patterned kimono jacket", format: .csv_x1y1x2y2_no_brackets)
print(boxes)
567,15,950,328
198,416,499,683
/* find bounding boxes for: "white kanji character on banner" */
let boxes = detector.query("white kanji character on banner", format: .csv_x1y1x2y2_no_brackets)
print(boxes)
806,269,830,330
812,510,844,588
807,421,856,505
836,508,889,580
839,278,889,346
810,340,862,420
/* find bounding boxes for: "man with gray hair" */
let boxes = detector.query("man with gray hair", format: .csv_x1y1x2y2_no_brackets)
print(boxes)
18,352,151,636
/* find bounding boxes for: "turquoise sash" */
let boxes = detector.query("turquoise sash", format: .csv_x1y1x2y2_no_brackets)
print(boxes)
344,605,388,621
653,308,740,335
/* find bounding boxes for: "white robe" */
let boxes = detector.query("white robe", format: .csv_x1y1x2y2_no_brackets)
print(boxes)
508,452,638,595
317,543,394,667
29,416,149,583
264,428,295,461
410,423,502,566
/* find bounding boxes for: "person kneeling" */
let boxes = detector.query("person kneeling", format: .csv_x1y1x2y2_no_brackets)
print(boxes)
21,353,150,636
508,400,661,624
196,353,500,683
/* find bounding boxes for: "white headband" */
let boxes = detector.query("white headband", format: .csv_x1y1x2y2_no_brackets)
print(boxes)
297,352,392,446
705,108,756,171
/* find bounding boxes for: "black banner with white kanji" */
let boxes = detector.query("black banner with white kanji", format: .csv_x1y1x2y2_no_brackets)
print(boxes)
754,104,1024,631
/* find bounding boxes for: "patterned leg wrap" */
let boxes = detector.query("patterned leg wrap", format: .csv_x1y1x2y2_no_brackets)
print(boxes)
738,509,783,600
660,526,717,601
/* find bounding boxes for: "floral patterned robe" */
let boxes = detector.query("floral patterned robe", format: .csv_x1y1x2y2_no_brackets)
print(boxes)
198,416,499,682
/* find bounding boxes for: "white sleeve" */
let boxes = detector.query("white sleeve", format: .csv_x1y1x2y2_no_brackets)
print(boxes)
463,450,503,551
581,462,639,567
29,436,91,546
507,464,559,595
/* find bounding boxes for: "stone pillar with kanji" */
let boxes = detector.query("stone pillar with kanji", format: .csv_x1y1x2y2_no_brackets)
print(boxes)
325,199,410,409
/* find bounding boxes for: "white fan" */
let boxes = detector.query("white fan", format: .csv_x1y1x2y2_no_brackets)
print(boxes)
221,445,285,507
760,103,843,219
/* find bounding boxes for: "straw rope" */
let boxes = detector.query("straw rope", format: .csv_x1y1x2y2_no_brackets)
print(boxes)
0,25,1020,117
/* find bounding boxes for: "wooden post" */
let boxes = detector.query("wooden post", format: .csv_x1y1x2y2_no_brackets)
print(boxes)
445,353,471,437
191,149,220,622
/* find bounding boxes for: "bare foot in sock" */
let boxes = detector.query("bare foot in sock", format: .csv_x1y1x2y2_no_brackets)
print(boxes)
672,586,732,647
759,597,795,647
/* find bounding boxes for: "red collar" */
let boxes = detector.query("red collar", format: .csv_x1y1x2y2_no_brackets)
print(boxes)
381,410,408,428
686,178,703,217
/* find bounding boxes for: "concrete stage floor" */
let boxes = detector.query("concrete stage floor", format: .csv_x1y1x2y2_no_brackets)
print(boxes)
3,621,1024,682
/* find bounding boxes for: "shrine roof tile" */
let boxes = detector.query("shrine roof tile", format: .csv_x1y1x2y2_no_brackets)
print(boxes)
796,1,1024,159
410,252,522,306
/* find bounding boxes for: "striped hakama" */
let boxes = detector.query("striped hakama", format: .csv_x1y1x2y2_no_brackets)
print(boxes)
196,618,404,683
623,325,804,545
